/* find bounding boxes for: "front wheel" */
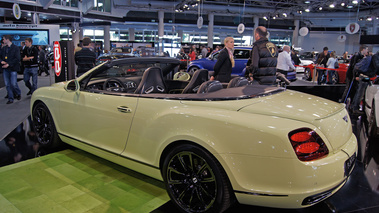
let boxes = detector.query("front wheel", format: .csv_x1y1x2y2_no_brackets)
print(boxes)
32,102,61,148
188,66,199,76
162,144,234,213
304,68,312,81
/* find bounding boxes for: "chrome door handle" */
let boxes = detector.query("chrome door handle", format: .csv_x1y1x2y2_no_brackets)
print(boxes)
117,106,132,113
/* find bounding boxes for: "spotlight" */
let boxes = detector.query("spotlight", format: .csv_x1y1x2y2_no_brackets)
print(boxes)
329,4,335,8
283,13,287,17
341,3,345,6
352,0,358,4
263,16,268,20
347,5,353,8
319,7,322,10
367,17,372,21
305,8,310,12
305,1,310,3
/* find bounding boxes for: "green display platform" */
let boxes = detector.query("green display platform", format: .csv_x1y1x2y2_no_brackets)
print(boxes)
0,149,169,213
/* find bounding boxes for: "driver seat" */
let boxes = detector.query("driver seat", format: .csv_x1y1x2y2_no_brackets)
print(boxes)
134,67,166,94
182,69,209,93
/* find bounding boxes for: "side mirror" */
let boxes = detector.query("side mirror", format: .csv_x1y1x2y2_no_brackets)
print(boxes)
64,79,80,92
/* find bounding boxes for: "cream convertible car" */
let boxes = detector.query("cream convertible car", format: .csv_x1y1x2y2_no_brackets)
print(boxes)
31,57,357,212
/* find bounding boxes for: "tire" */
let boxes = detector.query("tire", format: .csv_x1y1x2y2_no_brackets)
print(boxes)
162,144,234,213
32,102,61,148
304,68,312,81
188,66,199,76
331,72,339,84
368,102,379,138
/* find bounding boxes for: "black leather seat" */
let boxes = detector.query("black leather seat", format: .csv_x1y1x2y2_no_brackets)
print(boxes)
227,77,249,88
197,80,223,94
182,69,209,94
134,67,166,94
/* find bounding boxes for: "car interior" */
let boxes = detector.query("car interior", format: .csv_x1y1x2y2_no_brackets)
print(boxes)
79,59,283,100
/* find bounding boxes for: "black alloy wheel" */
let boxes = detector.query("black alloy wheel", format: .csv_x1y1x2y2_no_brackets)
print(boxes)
32,102,61,148
162,144,234,213
304,68,312,81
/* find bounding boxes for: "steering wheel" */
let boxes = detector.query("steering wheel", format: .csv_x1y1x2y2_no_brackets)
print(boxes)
103,78,127,92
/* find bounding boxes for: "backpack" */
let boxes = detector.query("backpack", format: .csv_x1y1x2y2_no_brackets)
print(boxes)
354,55,372,74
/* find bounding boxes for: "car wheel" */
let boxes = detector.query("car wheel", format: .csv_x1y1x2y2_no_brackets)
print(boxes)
368,102,379,138
188,66,199,75
331,72,339,84
304,68,312,81
32,102,61,148
162,144,234,213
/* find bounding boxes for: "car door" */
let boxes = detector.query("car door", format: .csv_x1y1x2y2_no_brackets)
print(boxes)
58,90,138,154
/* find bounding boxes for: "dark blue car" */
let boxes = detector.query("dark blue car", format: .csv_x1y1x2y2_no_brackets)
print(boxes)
186,46,251,77
186,46,297,81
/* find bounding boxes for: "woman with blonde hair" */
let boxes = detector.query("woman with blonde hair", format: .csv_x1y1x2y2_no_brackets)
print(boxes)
326,51,338,84
211,37,235,82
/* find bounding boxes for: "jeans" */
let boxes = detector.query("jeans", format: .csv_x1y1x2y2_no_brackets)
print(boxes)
351,78,369,111
3,69,21,101
327,70,335,84
24,67,38,93
317,69,325,85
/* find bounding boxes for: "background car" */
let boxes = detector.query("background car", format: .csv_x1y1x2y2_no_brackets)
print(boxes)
296,59,314,73
186,46,251,77
302,59,350,84
31,57,357,212
364,78,379,138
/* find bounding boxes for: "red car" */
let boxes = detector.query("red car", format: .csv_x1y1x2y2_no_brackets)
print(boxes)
303,59,349,84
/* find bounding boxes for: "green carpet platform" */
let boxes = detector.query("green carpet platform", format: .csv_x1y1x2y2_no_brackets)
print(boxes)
0,149,169,213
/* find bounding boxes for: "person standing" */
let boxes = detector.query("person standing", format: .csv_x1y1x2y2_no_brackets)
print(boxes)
315,47,330,85
74,37,96,77
326,51,338,84
277,45,296,76
38,45,49,76
201,45,208,58
246,26,278,85
22,38,39,95
188,45,197,61
211,37,235,83
0,35,21,104
339,46,368,103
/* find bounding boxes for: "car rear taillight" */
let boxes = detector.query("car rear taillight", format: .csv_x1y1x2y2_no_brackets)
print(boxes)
288,128,329,161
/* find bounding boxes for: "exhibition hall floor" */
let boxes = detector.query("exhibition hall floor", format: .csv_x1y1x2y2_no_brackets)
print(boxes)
1,75,379,212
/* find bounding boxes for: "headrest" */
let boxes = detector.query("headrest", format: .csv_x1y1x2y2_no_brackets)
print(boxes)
227,77,249,88
197,80,223,94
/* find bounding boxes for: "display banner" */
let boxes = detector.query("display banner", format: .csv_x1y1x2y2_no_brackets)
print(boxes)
54,40,75,82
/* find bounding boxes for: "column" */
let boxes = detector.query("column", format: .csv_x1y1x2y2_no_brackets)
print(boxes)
72,22,80,49
292,19,300,48
178,30,183,43
158,10,164,55
103,25,110,52
129,28,135,41
207,13,214,48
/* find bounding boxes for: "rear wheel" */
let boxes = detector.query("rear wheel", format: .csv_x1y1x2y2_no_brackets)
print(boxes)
162,144,234,213
32,102,61,148
304,68,312,81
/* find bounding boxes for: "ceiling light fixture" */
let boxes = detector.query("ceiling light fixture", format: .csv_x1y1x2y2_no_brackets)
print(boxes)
319,7,323,10
329,4,335,8
283,13,287,17
352,0,358,4
341,3,345,6
305,8,310,12
263,16,268,20
305,1,310,3
367,17,372,21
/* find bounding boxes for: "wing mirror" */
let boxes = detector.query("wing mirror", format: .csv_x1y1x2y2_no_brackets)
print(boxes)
65,79,80,92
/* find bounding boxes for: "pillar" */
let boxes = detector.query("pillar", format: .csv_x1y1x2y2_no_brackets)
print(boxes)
253,16,259,43
103,25,110,52
207,13,214,48
158,10,164,55
292,19,300,48
129,28,135,41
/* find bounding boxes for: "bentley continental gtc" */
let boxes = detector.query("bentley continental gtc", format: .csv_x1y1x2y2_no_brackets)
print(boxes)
31,57,357,212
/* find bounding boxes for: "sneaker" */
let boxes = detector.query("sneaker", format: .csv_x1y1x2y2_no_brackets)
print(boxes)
4,95,8,99
15,95,21,100
6,100,13,104
27,91,32,95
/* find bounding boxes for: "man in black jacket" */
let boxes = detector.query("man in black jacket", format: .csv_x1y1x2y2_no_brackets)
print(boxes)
0,35,21,104
74,37,96,77
22,37,39,95
246,26,278,85
339,45,368,103
315,47,330,85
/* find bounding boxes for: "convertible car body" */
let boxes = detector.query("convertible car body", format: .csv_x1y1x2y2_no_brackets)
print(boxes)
364,79,379,138
31,57,357,212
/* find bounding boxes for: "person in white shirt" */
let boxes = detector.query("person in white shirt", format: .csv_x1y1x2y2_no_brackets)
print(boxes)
326,51,338,84
276,45,295,85
276,45,296,73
